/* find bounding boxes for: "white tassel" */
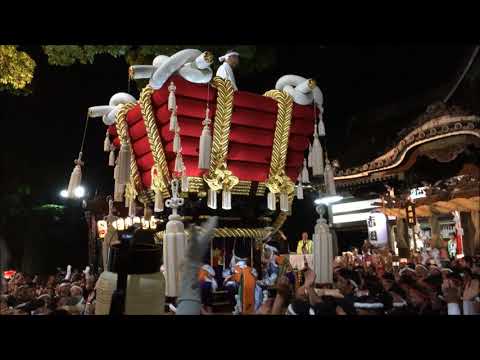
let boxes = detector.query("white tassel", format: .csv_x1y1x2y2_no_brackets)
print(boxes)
317,117,326,137
168,82,176,111
174,152,184,173
280,193,289,212
173,130,181,152
301,159,310,183
296,184,304,200
222,189,232,210
154,191,164,212
198,108,212,170
67,156,83,198
307,143,313,168
128,198,136,217
181,172,189,192
108,148,115,167
267,191,276,211
207,189,217,209
311,124,324,176
169,110,178,132
324,158,336,195
104,131,111,152
117,143,131,185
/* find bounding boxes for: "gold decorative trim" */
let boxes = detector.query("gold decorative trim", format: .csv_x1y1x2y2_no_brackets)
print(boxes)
155,227,268,242
140,85,170,197
204,77,238,191
263,90,295,196
336,115,479,181
115,102,144,195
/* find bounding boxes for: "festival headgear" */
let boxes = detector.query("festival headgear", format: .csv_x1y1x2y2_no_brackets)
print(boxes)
218,51,240,62
415,264,428,272
399,267,416,277
353,296,385,310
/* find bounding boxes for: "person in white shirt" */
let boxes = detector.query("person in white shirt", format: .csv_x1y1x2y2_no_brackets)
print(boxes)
216,50,240,91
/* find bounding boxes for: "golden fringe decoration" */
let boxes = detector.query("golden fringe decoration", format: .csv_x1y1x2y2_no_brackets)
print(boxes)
115,102,144,195
140,85,170,197
155,227,269,241
204,77,238,191
263,90,295,197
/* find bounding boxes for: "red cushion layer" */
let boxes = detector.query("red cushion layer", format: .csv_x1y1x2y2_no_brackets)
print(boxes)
136,151,154,172
126,105,143,126
108,125,118,137
155,99,216,125
128,119,149,142
151,75,217,107
132,136,152,157
233,91,278,113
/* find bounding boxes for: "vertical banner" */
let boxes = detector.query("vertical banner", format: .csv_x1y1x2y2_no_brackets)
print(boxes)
366,212,388,248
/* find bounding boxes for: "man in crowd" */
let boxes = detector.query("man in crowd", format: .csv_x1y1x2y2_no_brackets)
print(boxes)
296,232,313,255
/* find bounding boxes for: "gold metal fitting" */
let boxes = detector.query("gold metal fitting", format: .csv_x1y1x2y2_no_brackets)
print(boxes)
308,79,317,89
203,51,214,64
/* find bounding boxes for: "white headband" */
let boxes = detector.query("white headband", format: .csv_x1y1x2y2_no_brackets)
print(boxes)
219,52,240,62
354,302,384,309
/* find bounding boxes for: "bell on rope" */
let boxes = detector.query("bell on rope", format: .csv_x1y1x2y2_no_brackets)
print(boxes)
267,191,276,211
108,147,116,167
104,131,111,152
67,154,83,198
311,123,324,176
198,107,212,170
207,189,218,209
301,159,310,183
168,82,176,111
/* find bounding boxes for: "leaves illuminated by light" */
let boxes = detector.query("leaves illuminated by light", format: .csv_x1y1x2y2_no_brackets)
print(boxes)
0,45,36,90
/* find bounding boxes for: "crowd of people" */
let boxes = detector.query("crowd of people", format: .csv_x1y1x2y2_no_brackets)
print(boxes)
1,267,97,315
2,240,480,316
253,252,480,315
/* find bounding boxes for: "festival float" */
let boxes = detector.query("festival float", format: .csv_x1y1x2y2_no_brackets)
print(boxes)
64,49,336,314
